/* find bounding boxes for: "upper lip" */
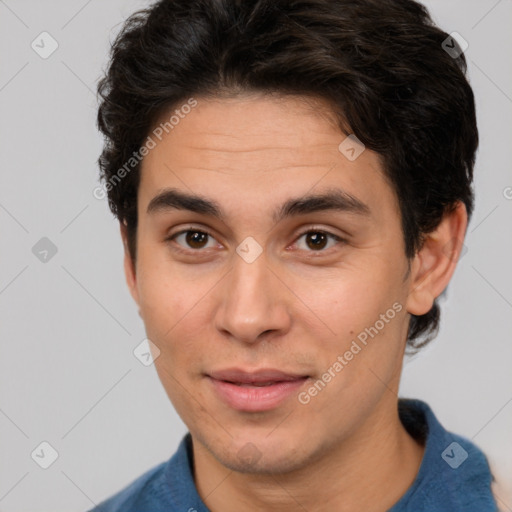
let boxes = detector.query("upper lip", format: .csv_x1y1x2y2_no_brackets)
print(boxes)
208,368,308,384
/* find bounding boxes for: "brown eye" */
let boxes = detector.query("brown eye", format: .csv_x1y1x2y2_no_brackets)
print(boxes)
169,229,217,251
295,230,344,252
185,231,209,249
305,232,328,250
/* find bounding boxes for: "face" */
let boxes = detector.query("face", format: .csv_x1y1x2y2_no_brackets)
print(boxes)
124,93,417,474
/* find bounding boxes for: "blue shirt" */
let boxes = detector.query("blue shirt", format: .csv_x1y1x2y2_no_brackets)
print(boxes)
89,399,498,511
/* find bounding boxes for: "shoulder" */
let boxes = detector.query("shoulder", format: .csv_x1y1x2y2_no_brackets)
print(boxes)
85,434,201,512
86,460,170,512
393,399,498,512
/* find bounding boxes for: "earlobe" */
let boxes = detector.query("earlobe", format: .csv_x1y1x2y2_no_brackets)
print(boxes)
406,202,468,316
120,222,140,308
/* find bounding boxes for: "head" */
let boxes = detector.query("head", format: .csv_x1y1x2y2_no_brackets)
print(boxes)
96,0,477,474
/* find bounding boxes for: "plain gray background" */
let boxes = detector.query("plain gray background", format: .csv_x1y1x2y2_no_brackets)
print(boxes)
1,1,511,510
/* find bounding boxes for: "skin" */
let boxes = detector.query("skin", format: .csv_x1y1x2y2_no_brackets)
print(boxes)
120,93,467,512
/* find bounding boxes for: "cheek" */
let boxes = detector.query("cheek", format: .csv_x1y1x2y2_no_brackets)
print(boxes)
136,254,215,369
296,265,402,337
136,245,195,332
296,265,408,389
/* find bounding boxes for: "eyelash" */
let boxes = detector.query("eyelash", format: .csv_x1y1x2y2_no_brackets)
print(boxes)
165,226,345,256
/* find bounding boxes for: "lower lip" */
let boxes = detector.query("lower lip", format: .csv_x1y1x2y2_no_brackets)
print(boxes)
207,376,309,412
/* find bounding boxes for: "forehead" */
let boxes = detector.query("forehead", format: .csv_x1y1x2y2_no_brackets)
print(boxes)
138,94,399,224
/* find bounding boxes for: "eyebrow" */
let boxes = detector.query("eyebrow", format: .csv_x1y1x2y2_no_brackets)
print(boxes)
146,186,371,223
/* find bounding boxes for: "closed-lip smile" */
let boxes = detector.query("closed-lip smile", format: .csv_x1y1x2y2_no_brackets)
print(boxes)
206,368,310,412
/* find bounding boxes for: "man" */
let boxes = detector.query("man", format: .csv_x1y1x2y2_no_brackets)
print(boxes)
90,0,497,510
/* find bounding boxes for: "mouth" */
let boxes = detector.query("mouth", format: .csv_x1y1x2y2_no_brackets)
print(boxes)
224,381,297,387
206,368,310,412
208,368,309,382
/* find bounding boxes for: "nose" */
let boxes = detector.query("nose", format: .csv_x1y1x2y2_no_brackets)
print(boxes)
213,246,292,345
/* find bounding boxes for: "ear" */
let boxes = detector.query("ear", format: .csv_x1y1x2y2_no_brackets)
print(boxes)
120,221,140,308
406,201,468,316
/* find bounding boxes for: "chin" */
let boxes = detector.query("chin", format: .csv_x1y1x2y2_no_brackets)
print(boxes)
220,448,310,475
204,429,316,475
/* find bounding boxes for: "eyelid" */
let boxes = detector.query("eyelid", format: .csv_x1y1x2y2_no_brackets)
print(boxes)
293,225,346,240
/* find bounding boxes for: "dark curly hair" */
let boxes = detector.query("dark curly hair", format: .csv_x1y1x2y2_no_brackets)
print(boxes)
96,0,478,350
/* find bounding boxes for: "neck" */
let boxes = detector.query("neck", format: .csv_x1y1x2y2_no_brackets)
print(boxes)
192,395,425,512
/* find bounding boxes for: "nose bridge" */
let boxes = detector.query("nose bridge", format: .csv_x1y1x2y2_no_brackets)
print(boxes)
214,243,290,343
